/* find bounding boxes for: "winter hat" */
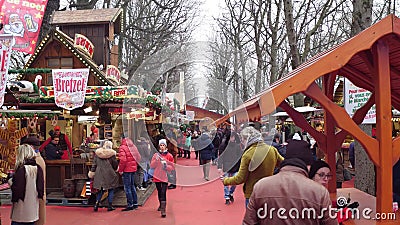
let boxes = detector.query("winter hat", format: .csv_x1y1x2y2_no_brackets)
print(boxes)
292,133,301,140
54,125,61,131
22,134,40,148
159,139,167,146
309,160,331,179
285,139,313,165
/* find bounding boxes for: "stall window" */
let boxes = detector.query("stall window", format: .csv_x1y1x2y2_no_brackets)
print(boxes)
46,57,73,69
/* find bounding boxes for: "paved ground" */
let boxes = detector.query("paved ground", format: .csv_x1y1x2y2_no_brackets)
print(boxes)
0,153,246,225
0,152,355,225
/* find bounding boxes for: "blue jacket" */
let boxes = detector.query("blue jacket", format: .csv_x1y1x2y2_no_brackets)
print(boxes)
196,134,214,161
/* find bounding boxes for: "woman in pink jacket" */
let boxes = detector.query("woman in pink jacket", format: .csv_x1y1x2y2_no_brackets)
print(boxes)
118,136,141,211
150,139,174,217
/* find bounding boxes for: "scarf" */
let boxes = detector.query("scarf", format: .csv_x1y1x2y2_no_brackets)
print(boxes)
245,136,264,150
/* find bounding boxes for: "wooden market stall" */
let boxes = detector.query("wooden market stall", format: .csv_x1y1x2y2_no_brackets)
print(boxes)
215,14,400,215
10,8,128,196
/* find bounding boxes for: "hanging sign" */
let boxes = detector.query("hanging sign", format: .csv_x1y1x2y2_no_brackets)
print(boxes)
0,0,48,54
52,68,89,110
344,78,376,124
106,65,121,84
186,111,195,121
74,34,94,58
0,35,14,107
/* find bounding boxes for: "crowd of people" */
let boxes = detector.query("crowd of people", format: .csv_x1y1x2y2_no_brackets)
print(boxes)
11,121,400,224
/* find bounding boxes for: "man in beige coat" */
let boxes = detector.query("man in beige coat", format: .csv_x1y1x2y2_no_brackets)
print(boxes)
243,139,338,225
22,135,46,225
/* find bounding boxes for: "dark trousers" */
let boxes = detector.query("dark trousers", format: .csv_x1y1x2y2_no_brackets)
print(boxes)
183,150,190,158
156,182,168,202
12,222,34,225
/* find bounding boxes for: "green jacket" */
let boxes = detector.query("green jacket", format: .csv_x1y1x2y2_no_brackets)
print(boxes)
223,142,284,198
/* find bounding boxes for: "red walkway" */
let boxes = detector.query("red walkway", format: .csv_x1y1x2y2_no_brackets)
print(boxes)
0,155,246,225
0,154,355,224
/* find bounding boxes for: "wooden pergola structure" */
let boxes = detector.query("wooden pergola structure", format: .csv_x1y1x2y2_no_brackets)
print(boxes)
215,14,400,213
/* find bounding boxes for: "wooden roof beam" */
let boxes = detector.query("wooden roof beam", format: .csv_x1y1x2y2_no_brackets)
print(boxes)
305,82,379,165
279,101,326,147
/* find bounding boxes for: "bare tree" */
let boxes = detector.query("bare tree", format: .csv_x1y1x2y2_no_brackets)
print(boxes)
351,0,373,37
115,0,200,82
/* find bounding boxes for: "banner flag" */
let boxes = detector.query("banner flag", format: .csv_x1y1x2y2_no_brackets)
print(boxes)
0,35,14,107
52,69,89,110
0,0,49,54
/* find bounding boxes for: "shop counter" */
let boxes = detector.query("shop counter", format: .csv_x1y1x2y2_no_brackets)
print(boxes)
45,159,89,193
45,160,72,193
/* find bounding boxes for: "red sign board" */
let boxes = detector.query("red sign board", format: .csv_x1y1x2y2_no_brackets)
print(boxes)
74,34,94,58
106,65,121,84
0,0,49,54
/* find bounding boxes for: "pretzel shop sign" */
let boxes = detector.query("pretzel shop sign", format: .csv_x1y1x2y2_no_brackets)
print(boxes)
52,69,89,110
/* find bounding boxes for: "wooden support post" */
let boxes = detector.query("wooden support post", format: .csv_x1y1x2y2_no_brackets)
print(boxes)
325,112,337,194
372,40,393,213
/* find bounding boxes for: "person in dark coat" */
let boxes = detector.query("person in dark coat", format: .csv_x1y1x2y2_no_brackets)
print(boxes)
89,141,119,212
196,133,214,181
39,126,72,160
44,135,63,160
218,132,242,204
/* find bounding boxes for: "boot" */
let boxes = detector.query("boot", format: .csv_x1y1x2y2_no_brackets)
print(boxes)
107,203,115,211
94,201,100,212
157,200,161,211
160,201,166,217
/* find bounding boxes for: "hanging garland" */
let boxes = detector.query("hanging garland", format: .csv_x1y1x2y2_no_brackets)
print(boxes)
0,112,55,119
8,68,52,74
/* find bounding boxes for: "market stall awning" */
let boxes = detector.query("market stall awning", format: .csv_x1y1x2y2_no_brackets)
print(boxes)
214,14,400,213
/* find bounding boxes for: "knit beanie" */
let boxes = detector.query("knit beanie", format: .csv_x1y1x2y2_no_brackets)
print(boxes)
285,139,313,165
159,139,167,146
309,160,331,179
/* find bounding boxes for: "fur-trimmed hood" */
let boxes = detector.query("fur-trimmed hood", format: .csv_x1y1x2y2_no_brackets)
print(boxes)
95,146,116,159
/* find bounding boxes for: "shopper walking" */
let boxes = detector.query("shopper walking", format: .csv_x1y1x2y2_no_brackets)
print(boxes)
150,139,174,217
218,131,242,205
197,132,214,181
222,126,284,206
89,141,119,212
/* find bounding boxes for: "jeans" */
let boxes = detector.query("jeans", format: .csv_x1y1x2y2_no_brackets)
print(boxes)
11,222,34,225
122,172,138,207
224,172,237,199
96,188,114,204
245,198,249,207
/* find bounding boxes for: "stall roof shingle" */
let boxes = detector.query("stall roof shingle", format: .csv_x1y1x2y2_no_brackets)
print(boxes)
50,8,122,25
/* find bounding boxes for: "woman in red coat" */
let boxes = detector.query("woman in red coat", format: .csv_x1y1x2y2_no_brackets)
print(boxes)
150,139,174,217
117,136,141,211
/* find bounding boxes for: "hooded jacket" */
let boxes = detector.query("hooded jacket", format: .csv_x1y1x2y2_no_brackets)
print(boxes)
91,145,119,190
118,138,141,173
223,142,284,198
